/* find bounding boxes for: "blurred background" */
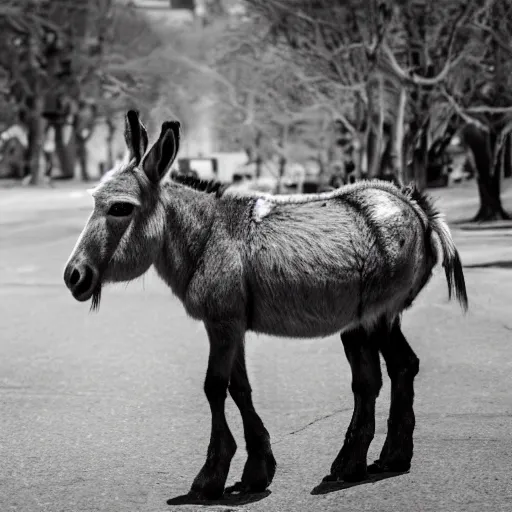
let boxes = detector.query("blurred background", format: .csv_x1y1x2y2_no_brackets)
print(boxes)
0,0,511,218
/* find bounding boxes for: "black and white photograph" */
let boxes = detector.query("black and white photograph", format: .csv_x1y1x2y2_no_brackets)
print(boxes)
1,1,511,511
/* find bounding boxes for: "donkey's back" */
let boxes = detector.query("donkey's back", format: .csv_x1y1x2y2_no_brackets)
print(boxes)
241,181,466,337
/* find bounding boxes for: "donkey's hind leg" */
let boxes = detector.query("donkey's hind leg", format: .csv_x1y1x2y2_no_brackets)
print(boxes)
369,318,420,474
227,343,276,493
324,323,383,482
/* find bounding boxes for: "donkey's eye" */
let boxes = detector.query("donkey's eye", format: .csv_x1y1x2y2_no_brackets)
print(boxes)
108,202,135,217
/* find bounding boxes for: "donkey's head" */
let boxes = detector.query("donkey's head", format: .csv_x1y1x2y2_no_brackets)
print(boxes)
63,110,180,309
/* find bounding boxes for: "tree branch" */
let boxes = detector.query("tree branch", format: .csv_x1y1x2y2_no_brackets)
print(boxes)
467,106,512,114
382,42,465,87
472,21,512,59
440,88,489,132
381,2,473,87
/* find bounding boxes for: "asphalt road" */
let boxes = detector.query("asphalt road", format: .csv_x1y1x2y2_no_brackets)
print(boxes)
1,186,512,512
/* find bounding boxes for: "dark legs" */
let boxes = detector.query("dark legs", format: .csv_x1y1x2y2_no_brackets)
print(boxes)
369,318,420,473
190,322,275,499
191,317,419,498
190,322,240,499
325,319,420,483
324,325,383,482
228,344,276,492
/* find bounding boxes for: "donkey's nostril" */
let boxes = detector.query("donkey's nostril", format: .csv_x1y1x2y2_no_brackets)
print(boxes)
70,269,80,286
74,265,94,297
65,262,98,301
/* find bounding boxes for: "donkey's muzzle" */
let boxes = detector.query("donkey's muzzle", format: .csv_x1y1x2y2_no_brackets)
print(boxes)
64,261,99,302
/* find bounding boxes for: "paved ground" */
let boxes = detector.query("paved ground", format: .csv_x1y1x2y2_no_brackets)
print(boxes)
1,181,512,512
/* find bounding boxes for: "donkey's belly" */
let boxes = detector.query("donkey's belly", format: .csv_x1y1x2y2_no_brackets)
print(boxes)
247,279,362,338
248,273,414,338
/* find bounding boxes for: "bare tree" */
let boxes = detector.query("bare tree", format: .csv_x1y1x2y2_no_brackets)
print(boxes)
245,0,396,181
0,0,61,184
0,0,165,183
154,14,335,174
441,0,512,220
244,0,511,221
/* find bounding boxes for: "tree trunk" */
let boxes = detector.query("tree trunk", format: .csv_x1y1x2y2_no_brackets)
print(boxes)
71,103,97,181
353,134,364,180
391,86,407,185
54,123,75,179
353,93,365,181
23,125,35,180
276,124,288,194
277,155,286,194
106,117,115,171
405,1,433,191
409,94,432,192
504,134,511,179
255,130,263,179
412,127,428,191
25,97,45,185
474,164,509,221
462,125,510,221
365,79,381,179
76,138,90,181
317,152,325,177
366,130,378,178
468,0,510,220
370,75,385,179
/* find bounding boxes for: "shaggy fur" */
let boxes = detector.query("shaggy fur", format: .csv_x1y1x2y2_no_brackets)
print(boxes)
64,111,468,500
170,172,230,198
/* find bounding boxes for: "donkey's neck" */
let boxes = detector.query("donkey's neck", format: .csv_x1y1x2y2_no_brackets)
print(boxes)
153,183,217,301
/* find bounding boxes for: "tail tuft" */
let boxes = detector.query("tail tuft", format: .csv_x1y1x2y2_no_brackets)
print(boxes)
446,249,469,312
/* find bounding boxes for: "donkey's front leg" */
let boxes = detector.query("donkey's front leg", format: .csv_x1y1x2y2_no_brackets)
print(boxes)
227,343,276,493
324,325,383,483
190,321,241,499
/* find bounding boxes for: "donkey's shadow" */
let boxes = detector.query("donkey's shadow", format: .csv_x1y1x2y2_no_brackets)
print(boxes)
167,487,271,507
166,471,408,505
311,470,409,495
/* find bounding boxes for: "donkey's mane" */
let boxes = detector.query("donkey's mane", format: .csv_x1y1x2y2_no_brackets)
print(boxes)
170,172,230,198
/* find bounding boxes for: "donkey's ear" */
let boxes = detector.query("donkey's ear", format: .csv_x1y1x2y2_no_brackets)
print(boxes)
142,121,180,183
124,110,149,164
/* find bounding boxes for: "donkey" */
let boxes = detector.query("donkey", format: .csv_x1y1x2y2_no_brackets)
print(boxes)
64,110,468,500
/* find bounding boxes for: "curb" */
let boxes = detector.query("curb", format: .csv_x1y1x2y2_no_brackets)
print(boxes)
454,221,512,231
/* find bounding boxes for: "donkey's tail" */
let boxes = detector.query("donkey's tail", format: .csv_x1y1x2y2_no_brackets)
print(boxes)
403,184,468,312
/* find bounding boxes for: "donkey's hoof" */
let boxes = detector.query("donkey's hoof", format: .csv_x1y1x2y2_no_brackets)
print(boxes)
342,468,368,482
323,464,367,483
322,473,342,483
190,472,226,500
368,458,411,474
188,485,224,501
225,481,250,494
238,452,276,492
368,460,385,474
